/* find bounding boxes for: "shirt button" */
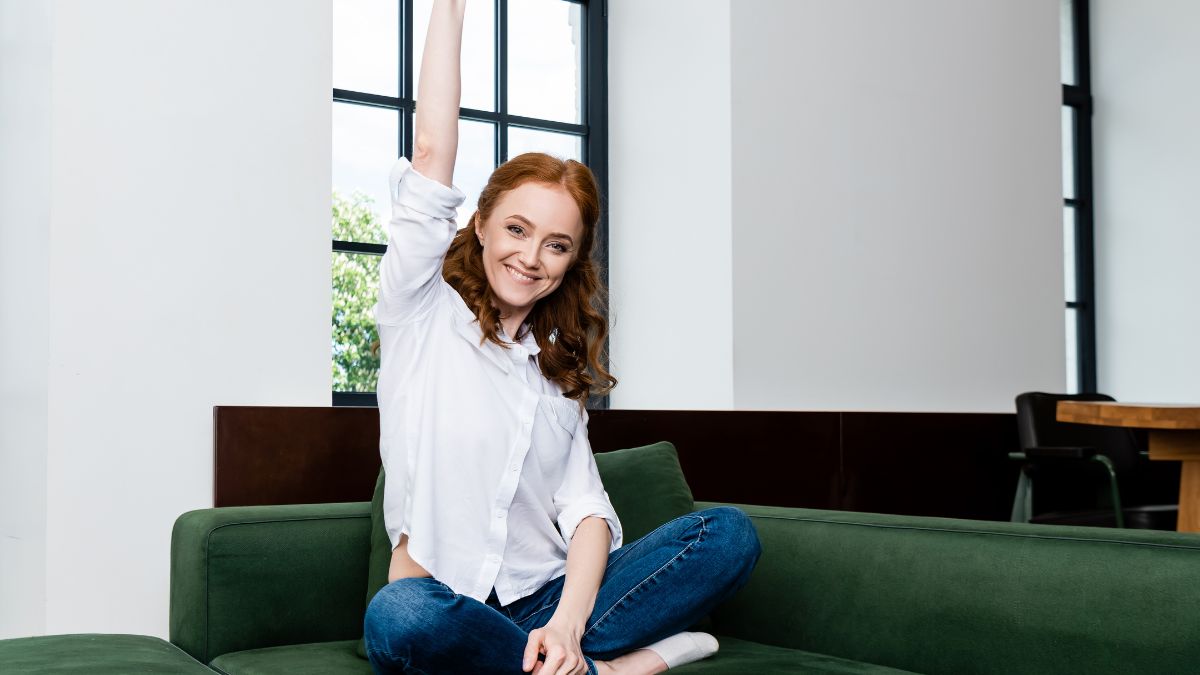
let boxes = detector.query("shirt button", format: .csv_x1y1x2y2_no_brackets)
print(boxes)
510,463,519,472
496,511,505,519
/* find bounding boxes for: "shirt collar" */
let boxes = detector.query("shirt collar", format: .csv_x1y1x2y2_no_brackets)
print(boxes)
448,287,540,373
513,323,541,356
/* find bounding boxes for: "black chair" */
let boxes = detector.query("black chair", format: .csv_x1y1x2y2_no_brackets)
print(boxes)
1010,391,1177,529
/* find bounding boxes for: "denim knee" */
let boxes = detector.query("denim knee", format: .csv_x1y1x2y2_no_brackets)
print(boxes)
363,578,446,659
702,506,762,572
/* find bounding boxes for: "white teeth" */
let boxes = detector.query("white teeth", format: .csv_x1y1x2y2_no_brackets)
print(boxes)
507,265,536,282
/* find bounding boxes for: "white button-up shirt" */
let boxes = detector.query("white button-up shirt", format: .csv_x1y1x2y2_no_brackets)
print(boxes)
373,156,623,607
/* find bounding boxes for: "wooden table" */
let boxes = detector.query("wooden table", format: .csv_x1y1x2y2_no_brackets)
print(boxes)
1057,401,1200,532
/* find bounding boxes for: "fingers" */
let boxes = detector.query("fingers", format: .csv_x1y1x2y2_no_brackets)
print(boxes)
549,646,586,675
523,630,544,672
524,627,586,675
542,645,567,675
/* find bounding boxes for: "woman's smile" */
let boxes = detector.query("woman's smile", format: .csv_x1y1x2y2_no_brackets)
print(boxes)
505,264,540,285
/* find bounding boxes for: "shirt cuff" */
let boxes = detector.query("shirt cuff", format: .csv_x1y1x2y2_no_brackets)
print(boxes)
557,499,623,552
389,156,467,219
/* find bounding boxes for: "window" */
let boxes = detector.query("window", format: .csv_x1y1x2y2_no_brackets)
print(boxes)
331,0,609,407
1061,0,1095,393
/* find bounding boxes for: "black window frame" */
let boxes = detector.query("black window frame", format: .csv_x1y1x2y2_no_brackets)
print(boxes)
1064,0,1096,393
332,0,610,409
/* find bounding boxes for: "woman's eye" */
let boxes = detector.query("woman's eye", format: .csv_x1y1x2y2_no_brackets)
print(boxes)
507,224,566,253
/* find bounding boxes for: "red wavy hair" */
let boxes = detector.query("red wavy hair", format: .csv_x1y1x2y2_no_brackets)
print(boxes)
441,152,617,404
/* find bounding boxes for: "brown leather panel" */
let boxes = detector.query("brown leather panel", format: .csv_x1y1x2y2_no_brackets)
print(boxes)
214,405,1175,522
213,406,380,507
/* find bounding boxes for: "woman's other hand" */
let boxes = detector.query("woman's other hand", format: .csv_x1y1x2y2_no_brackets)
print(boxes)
522,616,589,675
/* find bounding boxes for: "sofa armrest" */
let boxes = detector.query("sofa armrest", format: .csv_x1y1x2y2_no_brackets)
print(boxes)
170,501,372,665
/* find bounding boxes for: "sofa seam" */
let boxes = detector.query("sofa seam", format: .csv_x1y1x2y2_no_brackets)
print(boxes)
201,513,371,663
742,513,1200,551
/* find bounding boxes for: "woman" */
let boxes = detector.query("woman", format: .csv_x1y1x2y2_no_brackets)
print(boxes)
362,2,762,673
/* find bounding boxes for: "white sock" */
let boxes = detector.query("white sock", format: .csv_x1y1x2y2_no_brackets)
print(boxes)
640,631,720,669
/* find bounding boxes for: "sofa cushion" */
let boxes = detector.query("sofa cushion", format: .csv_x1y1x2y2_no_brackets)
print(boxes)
592,441,696,543
213,636,914,674
695,500,1200,674
0,634,213,674
670,636,919,674
212,639,369,674
357,468,391,660
357,440,696,659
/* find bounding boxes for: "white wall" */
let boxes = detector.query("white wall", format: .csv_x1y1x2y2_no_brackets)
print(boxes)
1092,0,1200,402
607,0,735,409
0,0,53,640
609,0,1064,413
729,0,1062,412
1,0,332,639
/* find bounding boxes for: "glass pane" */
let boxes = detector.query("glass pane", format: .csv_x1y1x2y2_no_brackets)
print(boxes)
333,0,398,97
507,127,582,163
333,250,382,393
508,0,582,124
1060,0,1076,85
1065,308,1079,394
333,102,399,244
453,119,497,226
1062,107,1075,200
1063,206,1077,302
414,0,495,111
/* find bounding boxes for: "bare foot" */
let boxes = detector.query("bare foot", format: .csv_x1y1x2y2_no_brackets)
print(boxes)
592,648,669,675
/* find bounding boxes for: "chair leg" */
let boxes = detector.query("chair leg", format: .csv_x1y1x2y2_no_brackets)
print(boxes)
1011,466,1033,523
1090,455,1125,528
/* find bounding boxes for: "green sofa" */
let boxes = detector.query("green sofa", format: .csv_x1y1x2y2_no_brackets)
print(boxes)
5,441,1200,674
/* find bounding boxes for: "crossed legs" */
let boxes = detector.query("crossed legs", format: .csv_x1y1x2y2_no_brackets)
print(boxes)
364,506,762,674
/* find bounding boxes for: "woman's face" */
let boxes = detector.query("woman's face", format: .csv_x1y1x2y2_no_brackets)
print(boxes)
474,181,584,317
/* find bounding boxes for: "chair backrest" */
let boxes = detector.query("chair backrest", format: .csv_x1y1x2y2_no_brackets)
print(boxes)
1014,391,1141,473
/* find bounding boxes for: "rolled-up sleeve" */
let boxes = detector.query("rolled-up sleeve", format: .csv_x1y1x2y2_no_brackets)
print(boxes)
375,156,468,325
553,407,623,552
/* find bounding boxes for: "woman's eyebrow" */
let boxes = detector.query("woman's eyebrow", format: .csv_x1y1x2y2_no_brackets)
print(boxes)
508,214,575,245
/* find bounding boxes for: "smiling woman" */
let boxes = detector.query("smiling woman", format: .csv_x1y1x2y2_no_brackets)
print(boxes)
361,2,758,675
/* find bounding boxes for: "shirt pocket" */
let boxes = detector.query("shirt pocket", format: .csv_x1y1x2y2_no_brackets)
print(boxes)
538,393,581,436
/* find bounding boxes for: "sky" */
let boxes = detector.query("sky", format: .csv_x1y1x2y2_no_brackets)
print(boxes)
332,0,584,241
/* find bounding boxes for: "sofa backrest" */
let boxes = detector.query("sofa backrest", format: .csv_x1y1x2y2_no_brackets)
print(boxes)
700,500,1200,675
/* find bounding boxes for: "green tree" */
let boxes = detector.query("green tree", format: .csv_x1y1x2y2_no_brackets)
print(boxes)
332,190,386,392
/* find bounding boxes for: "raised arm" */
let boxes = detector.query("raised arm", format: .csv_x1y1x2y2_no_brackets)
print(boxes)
374,0,467,325
411,0,466,188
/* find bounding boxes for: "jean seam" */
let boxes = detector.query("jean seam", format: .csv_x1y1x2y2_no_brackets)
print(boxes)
365,644,400,672
367,644,434,675
581,512,708,640
516,599,560,625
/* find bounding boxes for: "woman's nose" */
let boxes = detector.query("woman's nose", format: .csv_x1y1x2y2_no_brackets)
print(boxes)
519,241,541,269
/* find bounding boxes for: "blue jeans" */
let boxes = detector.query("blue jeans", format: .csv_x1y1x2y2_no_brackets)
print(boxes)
363,505,762,674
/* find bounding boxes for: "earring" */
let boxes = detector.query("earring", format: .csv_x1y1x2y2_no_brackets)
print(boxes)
548,327,560,344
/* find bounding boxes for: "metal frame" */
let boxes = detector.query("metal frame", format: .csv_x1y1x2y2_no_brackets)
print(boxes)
332,0,608,408
1008,451,1125,528
1063,0,1097,393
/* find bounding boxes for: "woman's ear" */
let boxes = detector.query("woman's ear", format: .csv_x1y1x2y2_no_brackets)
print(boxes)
474,213,484,245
